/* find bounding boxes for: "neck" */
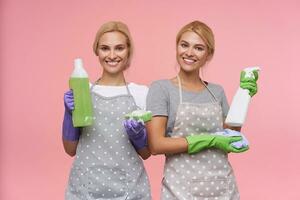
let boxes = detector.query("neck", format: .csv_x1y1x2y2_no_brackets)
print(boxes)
98,71,126,86
178,69,202,84
176,69,206,91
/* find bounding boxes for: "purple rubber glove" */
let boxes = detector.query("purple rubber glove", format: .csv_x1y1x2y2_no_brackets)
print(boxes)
64,90,75,112
123,119,148,150
62,90,80,141
215,129,249,149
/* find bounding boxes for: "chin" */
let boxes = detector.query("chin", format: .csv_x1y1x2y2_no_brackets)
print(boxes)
106,68,123,74
180,63,198,73
103,65,125,74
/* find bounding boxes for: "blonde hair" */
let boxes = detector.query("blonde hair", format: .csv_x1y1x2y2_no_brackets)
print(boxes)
93,21,134,67
176,21,215,58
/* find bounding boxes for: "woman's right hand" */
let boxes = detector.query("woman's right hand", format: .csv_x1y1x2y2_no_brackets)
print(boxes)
62,89,80,148
213,135,249,153
64,90,74,113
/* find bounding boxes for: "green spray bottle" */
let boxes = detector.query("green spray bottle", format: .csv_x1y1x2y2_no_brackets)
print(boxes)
69,58,93,127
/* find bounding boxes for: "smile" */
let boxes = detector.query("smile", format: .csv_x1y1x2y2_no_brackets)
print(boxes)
183,57,196,64
105,60,120,66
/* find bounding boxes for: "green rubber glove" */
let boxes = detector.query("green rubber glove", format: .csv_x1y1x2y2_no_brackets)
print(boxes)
186,134,249,154
240,70,259,97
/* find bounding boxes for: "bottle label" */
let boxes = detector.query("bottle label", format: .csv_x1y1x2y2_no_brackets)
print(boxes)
69,77,93,127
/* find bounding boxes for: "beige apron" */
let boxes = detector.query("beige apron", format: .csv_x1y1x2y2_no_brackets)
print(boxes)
161,77,239,200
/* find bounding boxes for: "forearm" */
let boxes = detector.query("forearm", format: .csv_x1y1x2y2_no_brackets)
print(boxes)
62,109,80,156
146,116,188,155
223,122,241,131
137,147,151,160
62,139,79,157
62,90,81,157
149,136,188,155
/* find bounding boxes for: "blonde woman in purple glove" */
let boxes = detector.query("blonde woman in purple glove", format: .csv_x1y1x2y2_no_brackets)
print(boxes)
62,21,151,200
146,21,257,199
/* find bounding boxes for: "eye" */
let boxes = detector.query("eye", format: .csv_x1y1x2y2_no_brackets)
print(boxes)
116,46,125,51
99,46,109,51
195,46,205,51
180,43,188,48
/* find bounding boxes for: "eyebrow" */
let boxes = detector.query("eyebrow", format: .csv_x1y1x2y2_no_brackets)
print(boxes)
180,40,206,47
99,44,126,47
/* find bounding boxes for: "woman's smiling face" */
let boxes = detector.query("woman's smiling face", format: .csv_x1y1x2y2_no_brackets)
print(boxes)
97,31,129,74
176,31,210,73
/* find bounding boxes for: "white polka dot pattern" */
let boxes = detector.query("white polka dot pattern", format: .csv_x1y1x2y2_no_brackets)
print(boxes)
161,102,240,199
65,91,151,199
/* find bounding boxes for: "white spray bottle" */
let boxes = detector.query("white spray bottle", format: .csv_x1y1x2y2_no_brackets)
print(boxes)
225,67,260,127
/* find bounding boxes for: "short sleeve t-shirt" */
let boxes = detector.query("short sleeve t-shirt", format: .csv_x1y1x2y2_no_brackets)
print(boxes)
146,79,229,136
90,83,148,110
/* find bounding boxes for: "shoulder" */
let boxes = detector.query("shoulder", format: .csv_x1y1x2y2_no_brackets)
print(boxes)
148,79,173,96
206,82,226,96
149,79,171,90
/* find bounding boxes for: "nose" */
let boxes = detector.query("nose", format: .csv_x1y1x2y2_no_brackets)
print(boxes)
108,50,117,59
186,47,194,56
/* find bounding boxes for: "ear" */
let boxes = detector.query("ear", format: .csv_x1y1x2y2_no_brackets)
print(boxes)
206,54,213,62
95,47,100,56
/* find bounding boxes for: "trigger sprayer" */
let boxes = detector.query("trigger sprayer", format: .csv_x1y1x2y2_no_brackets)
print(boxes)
225,67,260,127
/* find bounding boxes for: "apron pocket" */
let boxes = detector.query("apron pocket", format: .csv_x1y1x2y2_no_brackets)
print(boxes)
190,177,228,199
86,165,127,199
67,165,89,198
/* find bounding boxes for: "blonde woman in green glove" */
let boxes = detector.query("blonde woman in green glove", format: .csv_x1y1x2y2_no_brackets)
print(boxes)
146,21,258,199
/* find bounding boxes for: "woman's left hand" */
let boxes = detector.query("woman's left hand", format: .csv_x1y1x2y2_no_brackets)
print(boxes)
240,70,259,97
123,119,148,150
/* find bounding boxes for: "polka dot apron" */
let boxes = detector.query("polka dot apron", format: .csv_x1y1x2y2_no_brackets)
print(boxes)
161,76,239,200
65,81,151,200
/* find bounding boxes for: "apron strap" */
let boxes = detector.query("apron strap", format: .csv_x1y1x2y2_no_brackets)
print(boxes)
177,76,183,104
176,75,218,103
200,79,218,102
124,82,140,109
91,77,102,91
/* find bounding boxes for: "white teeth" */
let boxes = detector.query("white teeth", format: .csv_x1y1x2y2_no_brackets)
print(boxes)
183,58,195,64
106,61,119,66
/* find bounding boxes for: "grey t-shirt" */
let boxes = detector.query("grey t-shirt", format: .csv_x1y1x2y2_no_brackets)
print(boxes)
146,79,229,136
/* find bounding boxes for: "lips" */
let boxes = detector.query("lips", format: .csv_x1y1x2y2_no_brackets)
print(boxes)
105,60,120,66
182,57,197,65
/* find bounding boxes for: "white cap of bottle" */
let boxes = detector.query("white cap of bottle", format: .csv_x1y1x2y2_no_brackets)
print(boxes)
71,58,88,78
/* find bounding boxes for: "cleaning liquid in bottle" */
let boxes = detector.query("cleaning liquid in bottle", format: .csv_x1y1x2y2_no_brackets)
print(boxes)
69,58,93,127
225,67,260,127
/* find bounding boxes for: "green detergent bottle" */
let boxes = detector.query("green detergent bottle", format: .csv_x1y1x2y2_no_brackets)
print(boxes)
69,58,93,127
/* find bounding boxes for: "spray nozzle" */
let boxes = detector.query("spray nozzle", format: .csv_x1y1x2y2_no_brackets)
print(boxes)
242,66,260,79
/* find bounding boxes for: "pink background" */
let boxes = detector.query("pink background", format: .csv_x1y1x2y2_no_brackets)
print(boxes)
1,0,300,199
